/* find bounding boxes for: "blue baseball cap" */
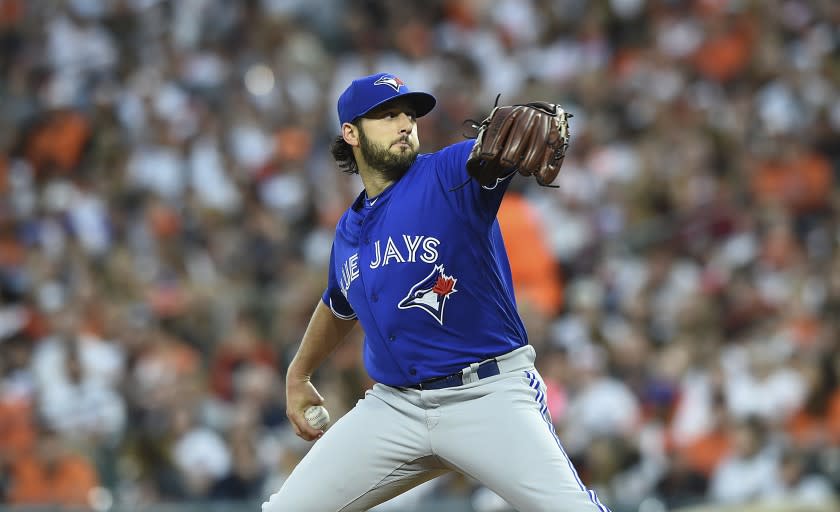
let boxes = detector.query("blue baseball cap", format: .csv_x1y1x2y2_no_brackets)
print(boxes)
337,72,436,126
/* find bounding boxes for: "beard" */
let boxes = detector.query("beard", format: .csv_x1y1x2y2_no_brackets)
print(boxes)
358,128,418,182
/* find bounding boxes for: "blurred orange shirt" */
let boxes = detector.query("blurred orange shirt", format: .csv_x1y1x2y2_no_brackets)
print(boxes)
8,453,98,505
497,193,563,316
0,0,23,28
24,110,91,174
0,399,36,459
787,390,840,448
692,18,755,83
751,153,833,214
0,236,25,267
678,430,732,477
274,126,313,164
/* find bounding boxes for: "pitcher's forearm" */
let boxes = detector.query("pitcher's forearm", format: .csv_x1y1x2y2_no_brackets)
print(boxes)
288,301,357,379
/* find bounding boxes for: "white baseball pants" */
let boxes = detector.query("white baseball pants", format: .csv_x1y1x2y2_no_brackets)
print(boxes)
262,345,609,512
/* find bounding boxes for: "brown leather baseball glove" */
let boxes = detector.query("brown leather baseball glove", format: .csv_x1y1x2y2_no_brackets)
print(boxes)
466,102,572,187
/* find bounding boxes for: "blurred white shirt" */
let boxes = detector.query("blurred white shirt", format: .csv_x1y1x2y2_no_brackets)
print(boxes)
710,447,780,504
126,145,186,199
39,375,126,441
173,427,232,479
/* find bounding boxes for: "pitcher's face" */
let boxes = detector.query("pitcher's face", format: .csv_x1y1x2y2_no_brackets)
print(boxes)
356,99,420,179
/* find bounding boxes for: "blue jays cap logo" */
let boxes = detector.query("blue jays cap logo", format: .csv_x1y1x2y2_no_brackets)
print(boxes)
373,75,405,92
337,72,436,126
398,265,458,325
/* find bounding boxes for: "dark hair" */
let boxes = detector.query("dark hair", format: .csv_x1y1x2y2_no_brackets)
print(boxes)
330,135,358,175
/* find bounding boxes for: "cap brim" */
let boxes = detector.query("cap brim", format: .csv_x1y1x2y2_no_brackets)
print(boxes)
359,92,437,120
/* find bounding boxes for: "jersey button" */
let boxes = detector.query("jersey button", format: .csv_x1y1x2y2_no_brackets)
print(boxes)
388,335,395,342
364,237,371,244
409,368,417,376
371,294,378,302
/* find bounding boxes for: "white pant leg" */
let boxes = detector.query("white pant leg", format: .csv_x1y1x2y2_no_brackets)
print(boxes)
430,368,610,512
262,386,447,512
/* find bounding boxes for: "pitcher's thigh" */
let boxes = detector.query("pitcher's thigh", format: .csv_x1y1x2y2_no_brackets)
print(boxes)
434,372,609,512
262,392,442,512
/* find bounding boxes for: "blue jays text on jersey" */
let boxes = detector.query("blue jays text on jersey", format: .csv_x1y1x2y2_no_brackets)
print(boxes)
340,235,440,289
322,140,528,387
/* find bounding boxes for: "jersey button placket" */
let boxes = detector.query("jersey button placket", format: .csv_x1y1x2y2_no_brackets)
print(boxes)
358,211,408,379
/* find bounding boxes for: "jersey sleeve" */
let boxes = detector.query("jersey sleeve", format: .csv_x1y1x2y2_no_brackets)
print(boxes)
321,244,357,320
432,139,516,228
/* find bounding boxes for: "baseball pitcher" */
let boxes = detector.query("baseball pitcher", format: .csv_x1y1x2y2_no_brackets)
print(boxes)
262,72,608,512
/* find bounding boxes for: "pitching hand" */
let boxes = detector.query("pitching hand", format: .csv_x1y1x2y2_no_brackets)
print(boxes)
286,375,326,441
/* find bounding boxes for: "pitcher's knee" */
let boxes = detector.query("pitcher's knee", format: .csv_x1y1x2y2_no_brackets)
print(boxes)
263,486,355,512
261,491,282,512
262,488,309,512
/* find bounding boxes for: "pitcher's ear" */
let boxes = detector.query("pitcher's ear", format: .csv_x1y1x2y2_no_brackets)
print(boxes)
342,122,360,147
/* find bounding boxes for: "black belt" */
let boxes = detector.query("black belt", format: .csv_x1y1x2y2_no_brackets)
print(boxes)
408,359,500,390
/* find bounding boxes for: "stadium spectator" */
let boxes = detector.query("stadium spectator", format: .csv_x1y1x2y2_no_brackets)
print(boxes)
0,1,838,510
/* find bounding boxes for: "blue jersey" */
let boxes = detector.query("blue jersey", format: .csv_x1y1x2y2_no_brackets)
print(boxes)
322,140,528,387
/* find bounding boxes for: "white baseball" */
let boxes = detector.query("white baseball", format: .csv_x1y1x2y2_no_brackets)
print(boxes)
304,405,330,430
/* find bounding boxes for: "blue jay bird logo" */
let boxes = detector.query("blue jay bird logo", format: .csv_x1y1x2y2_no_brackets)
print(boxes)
373,75,405,92
398,265,458,325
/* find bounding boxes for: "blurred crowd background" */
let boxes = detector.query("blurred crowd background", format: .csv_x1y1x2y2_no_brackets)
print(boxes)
1,0,839,511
